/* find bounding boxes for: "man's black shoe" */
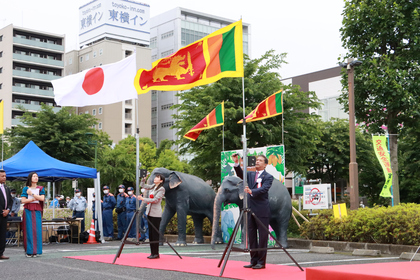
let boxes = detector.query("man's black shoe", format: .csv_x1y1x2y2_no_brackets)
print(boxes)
147,254,160,259
252,264,265,269
243,264,255,268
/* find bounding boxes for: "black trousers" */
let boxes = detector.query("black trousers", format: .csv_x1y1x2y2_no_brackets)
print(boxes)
248,215,269,265
0,216,7,256
148,216,161,256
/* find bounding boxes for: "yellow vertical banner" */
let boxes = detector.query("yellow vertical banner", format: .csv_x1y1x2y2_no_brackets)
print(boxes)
372,136,393,197
0,99,4,134
333,203,347,219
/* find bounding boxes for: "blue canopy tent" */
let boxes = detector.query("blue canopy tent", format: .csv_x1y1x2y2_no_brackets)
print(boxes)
1,140,97,182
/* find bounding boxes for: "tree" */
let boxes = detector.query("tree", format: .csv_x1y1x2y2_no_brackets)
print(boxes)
173,50,322,186
6,104,108,165
156,149,190,173
340,0,420,204
306,119,385,206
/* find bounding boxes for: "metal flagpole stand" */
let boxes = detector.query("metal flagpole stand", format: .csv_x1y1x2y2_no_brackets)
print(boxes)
217,78,303,277
113,75,180,262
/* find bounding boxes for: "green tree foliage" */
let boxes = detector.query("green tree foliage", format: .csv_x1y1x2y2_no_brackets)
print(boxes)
156,149,190,173
173,50,322,186
156,139,174,158
340,0,420,204
307,119,386,206
6,104,107,164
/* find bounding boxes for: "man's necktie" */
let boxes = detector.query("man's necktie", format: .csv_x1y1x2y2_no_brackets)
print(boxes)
254,171,259,183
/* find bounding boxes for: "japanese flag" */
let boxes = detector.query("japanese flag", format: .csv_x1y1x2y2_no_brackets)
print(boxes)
53,54,138,107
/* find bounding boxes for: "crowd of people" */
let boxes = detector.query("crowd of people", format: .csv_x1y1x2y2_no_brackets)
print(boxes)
1,169,165,260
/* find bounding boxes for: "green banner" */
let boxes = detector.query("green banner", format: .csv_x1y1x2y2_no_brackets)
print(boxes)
372,136,392,198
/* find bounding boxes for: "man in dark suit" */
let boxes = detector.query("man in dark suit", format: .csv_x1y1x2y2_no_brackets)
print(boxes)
0,169,12,260
233,154,273,269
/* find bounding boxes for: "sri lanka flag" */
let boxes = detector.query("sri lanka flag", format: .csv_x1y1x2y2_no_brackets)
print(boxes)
184,102,224,141
135,20,243,94
238,90,283,123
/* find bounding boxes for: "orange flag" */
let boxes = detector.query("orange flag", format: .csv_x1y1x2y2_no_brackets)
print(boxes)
238,90,283,123
184,102,224,141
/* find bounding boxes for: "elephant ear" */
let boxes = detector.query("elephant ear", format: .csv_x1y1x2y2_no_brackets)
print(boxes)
169,172,182,189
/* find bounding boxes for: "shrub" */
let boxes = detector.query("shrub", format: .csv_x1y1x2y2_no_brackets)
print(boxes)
299,203,420,245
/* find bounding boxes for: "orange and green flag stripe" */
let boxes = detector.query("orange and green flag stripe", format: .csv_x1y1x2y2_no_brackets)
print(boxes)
184,102,224,141
238,90,283,123
134,20,243,94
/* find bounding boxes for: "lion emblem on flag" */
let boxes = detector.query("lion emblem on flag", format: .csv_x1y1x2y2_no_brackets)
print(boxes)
152,52,194,82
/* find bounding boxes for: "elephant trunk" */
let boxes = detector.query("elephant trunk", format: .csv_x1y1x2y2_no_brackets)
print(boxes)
211,189,224,249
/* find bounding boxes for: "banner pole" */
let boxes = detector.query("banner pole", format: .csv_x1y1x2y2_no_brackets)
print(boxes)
241,76,249,250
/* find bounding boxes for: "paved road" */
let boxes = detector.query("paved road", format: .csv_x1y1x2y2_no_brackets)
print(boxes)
0,241,405,280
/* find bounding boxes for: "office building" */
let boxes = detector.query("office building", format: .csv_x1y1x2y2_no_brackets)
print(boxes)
65,0,152,143
150,7,250,147
0,24,64,129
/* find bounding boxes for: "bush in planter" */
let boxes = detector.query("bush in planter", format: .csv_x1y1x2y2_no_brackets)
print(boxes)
299,203,420,245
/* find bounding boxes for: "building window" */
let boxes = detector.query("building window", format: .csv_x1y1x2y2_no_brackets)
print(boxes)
152,107,157,113
79,112,83,115
150,37,157,49
98,107,103,114
86,54,89,61
98,122,102,129
161,103,173,110
151,124,157,130
0,35,3,41
99,49,103,55
0,51,2,57
0,67,2,74
161,49,174,58
0,83,2,90
80,56,83,63
161,121,174,128
152,54,157,61
92,109,96,116
69,58,72,65
93,51,97,58
161,30,174,40
85,110,89,114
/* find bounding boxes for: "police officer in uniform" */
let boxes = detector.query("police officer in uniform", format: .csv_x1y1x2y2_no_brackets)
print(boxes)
68,189,87,232
102,186,116,241
125,187,137,240
116,185,128,240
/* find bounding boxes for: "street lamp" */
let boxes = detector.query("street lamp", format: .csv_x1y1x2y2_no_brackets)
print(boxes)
340,58,362,210
86,132,98,170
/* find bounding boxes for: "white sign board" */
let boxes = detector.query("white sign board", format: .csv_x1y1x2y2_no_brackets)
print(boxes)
79,0,150,46
303,184,331,210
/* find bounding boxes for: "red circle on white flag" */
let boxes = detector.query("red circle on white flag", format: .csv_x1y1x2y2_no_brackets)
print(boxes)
82,68,104,95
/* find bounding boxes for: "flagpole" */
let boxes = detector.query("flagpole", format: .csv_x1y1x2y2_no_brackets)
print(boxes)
222,124,225,152
241,76,249,250
133,50,140,242
1,134,3,169
282,111,284,145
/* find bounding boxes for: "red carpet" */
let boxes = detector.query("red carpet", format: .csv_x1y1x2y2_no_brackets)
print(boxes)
306,261,420,280
66,253,306,280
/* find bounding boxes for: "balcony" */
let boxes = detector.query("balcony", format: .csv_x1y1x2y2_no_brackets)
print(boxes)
13,53,64,68
12,102,61,112
13,69,61,81
125,113,132,120
11,118,24,126
12,86,54,97
13,36,64,52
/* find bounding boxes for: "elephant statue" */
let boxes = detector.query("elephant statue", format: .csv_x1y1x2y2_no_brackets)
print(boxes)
211,176,292,249
146,168,222,246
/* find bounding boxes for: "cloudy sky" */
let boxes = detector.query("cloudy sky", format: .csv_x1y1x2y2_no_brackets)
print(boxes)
0,0,346,78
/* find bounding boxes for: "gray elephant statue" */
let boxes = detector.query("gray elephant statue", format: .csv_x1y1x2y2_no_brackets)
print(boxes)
211,176,292,249
146,168,222,246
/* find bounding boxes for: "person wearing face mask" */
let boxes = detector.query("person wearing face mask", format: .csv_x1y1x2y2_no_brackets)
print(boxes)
102,185,116,241
66,197,71,208
9,189,21,218
49,194,60,208
125,187,137,241
115,185,128,240
68,189,87,232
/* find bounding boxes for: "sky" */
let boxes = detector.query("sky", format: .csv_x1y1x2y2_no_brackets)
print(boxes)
0,0,347,78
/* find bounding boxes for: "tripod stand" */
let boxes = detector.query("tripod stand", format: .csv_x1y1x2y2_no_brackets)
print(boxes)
218,204,303,277
113,208,181,264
